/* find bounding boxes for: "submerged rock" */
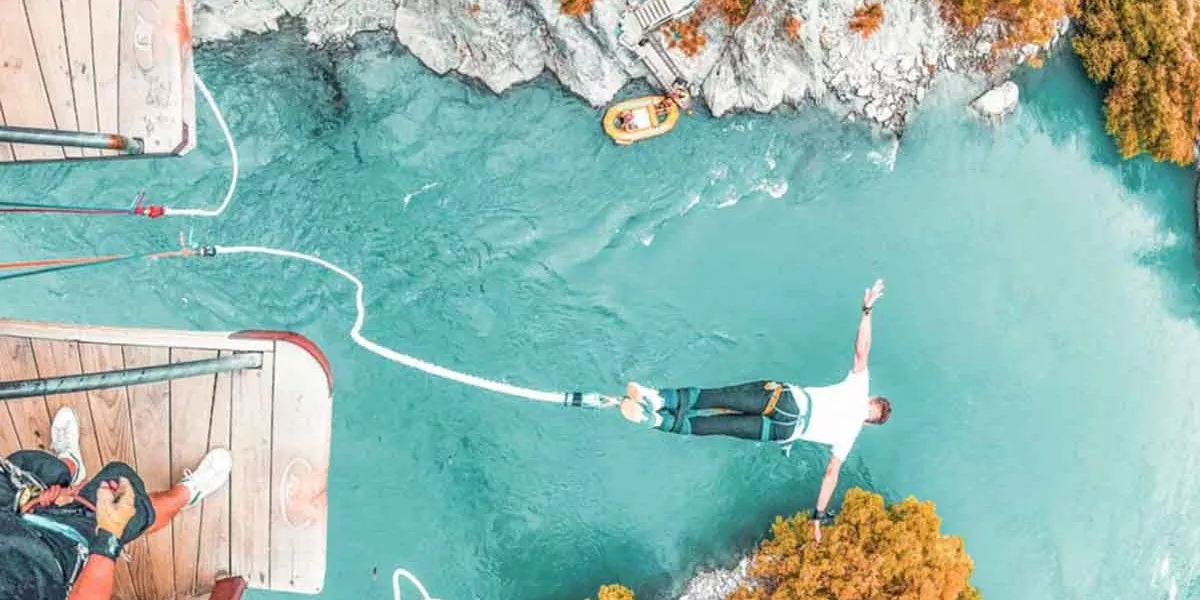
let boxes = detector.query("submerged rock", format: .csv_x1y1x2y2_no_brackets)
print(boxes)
676,556,752,600
970,80,1019,119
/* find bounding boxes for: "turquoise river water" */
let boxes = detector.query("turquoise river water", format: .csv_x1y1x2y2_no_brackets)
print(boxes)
1,33,1198,600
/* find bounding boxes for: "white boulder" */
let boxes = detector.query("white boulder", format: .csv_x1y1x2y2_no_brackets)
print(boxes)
970,80,1019,119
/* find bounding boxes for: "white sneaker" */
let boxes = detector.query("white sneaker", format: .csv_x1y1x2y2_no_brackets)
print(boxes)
181,448,233,507
50,408,85,486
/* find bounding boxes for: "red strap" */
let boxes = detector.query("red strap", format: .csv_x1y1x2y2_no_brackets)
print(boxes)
20,484,97,515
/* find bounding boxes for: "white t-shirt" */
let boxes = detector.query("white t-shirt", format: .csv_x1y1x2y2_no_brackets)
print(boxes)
783,369,870,460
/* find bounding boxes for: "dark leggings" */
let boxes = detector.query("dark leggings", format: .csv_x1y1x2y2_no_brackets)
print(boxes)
659,380,798,442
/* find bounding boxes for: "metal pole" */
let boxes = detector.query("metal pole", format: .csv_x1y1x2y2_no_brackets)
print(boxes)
0,353,262,401
0,125,144,154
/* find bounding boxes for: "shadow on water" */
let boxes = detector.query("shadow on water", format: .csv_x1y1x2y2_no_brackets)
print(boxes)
1016,51,1200,322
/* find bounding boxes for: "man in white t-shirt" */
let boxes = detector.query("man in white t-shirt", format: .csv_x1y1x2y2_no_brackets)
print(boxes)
617,279,890,541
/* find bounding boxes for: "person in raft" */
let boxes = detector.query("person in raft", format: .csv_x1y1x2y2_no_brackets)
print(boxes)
0,408,233,599
617,279,891,541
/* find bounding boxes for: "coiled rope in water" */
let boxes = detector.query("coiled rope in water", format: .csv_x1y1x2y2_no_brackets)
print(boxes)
211,245,610,406
163,74,239,218
0,74,238,219
393,568,440,600
0,241,613,408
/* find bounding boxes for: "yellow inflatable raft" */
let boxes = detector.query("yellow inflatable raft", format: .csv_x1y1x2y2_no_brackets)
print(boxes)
603,96,680,145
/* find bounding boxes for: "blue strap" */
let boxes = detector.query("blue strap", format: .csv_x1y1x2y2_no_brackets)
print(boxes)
22,513,89,547
796,388,813,436
760,416,773,442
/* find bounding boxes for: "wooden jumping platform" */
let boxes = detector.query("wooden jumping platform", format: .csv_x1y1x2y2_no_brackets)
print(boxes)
0,0,196,163
0,319,332,599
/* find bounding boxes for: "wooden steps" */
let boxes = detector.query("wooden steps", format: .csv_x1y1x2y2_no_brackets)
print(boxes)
0,320,332,598
618,0,699,49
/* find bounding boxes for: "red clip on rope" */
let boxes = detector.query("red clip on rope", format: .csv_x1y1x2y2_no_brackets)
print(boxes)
131,192,165,219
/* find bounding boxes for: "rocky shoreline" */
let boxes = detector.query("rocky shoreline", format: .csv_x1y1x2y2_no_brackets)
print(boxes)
191,0,1062,133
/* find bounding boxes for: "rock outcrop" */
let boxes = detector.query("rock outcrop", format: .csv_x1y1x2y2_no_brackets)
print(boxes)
189,0,1057,131
970,80,1019,119
677,556,752,600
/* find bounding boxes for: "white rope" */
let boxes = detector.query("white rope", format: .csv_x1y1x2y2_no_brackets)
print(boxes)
393,568,439,600
165,74,239,217
212,245,568,403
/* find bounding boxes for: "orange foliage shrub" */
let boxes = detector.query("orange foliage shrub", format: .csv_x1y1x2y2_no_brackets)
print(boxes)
848,3,884,38
594,584,635,600
783,14,803,40
1073,0,1200,164
560,0,594,16
666,15,709,56
698,0,758,26
729,489,983,600
938,0,1074,48
664,0,759,57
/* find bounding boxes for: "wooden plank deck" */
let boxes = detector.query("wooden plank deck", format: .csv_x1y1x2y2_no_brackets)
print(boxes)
0,321,332,598
0,0,196,163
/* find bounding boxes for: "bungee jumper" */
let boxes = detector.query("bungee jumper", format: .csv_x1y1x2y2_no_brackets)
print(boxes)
0,408,232,599
613,279,891,541
0,245,884,541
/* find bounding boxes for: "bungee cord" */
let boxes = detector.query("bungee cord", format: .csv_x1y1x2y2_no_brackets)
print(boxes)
392,568,439,600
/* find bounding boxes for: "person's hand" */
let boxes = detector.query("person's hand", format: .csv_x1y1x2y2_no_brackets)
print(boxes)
95,478,136,538
863,279,885,310
811,519,822,542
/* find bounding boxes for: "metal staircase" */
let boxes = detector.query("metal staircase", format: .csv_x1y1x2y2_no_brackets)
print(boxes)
618,0,698,48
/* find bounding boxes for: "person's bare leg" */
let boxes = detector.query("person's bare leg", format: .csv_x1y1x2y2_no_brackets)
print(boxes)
145,485,190,535
145,448,233,535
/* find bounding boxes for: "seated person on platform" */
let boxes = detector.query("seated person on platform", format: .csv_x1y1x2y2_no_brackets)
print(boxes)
0,408,233,600
618,279,891,541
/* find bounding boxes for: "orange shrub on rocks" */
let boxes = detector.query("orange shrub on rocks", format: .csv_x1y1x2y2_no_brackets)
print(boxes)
848,3,884,38
560,0,593,16
783,14,803,40
729,488,983,600
663,0,759,57
700,0,758,25
938,0,1074,48
666,15,709,56
594,584,635,600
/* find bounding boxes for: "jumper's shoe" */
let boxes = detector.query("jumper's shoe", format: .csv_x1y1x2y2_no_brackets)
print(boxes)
181,448,233,507
50,408,86,486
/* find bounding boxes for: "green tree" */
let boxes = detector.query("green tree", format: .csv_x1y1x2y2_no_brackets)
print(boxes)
730,488,982,600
